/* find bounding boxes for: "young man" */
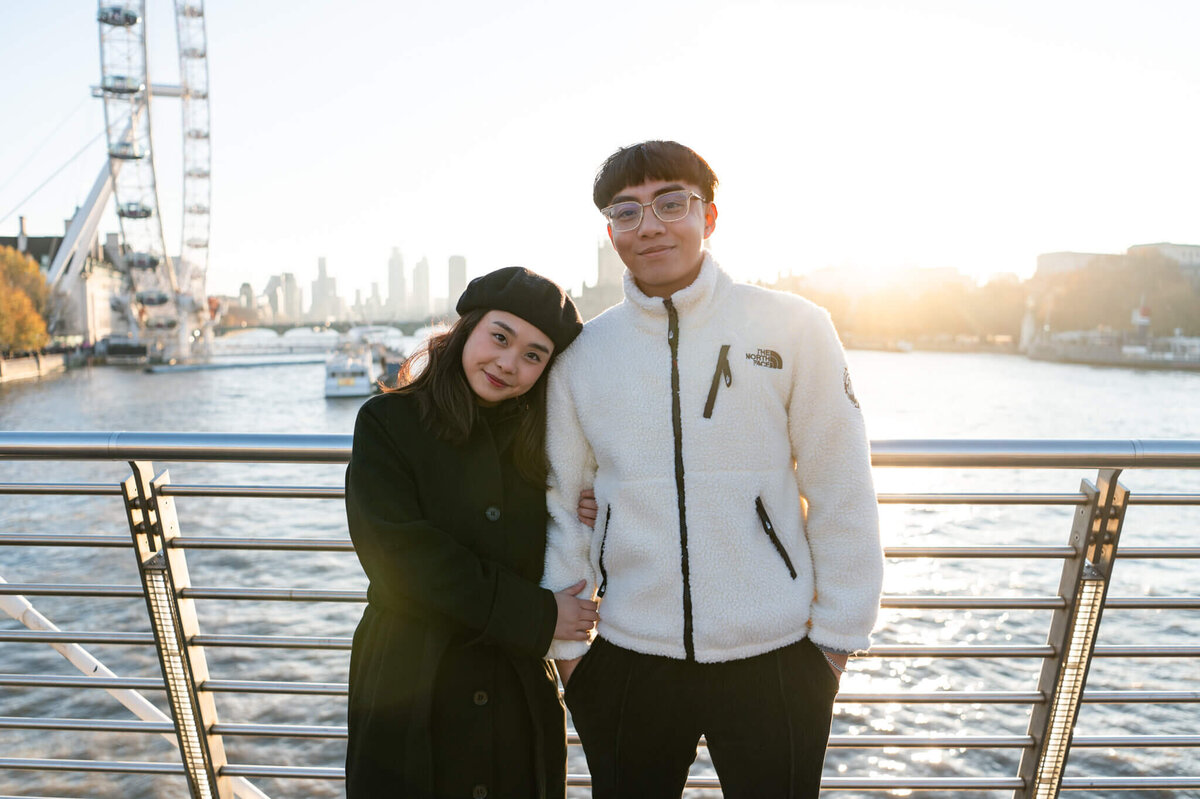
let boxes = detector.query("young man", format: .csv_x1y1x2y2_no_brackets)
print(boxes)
541,140,884,798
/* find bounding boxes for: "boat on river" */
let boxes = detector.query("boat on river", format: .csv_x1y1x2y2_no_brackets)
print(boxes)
323,340,379,397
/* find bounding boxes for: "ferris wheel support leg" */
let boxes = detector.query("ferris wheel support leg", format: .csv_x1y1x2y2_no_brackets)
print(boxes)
176,319,192,361
46,160,119,291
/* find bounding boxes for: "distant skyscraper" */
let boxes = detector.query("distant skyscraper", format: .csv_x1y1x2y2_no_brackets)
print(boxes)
264,275,284,320
238,282,254,309
412,256,431,319
387,247,406,319
597,239,624,286
573,239,626,321
448,255,466,312
309,256,339,322
366,282,384,320
283,273,302,322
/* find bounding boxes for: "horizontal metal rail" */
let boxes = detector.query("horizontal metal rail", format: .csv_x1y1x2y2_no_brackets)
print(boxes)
0,534,357,551
886,546,1200,559
182,586,364,602
0,534,132,547
4,532,1199,560
0,582,1191,610
6,628,1199,658
878,492,1200,505
868,439,1200,468
219,764,343,780
173,536,355,551
878,492,1086,504
6,480,1200,506
6,674,1198,705
9,715,1200,751
0,754,1195,793
0,483,123,495
6,757,1199,791
0,674,164,690
0,630,155,645
0,431,353,463
161,484,343,499
0,717,176,734
0,757,185,774
5,433,1200,468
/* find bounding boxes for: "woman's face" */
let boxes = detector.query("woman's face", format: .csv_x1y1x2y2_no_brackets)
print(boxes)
460,310,555,405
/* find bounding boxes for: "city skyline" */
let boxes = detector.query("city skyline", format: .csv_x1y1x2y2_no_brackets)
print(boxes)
1,1,1198,301
238,249,484,325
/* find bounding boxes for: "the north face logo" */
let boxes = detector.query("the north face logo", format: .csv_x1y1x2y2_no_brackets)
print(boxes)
745,349,782,369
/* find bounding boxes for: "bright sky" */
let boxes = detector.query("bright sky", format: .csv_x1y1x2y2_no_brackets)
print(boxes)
1,0,1197,301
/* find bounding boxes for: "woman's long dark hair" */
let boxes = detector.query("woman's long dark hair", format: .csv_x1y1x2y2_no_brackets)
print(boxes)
385,309,552,486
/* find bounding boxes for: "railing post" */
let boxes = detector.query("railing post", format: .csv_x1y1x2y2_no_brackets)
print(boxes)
1015,468,1129,798
122,460,231,799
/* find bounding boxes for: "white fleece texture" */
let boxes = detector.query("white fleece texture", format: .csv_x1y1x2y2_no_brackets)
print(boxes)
542,254,883,662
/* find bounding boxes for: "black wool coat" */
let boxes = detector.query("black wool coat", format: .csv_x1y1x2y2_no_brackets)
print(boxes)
344,392,565,799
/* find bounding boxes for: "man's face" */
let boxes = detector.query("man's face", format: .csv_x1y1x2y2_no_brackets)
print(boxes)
605,179,717,299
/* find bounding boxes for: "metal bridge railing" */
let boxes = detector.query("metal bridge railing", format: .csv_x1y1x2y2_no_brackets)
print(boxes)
1,433,1199,797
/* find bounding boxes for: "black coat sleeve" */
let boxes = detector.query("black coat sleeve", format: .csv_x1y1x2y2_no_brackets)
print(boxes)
345,401,557,658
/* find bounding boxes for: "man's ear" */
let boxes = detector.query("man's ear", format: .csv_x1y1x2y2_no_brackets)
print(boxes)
703,202,718,239
606,223,615,245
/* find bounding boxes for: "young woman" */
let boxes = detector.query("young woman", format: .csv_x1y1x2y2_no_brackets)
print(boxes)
345,267,597,799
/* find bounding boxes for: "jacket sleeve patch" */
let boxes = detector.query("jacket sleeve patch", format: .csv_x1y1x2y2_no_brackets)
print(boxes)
843,366,860,409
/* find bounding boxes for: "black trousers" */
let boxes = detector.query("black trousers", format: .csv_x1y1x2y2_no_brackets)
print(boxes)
564,636,838,799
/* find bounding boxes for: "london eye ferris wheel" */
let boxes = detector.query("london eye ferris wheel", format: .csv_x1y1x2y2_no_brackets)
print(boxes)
95,0,212,354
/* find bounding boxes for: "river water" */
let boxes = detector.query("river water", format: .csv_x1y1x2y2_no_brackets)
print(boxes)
1,351,1198,798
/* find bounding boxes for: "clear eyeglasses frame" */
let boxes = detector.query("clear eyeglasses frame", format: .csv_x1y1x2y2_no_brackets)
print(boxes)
600,190,704,232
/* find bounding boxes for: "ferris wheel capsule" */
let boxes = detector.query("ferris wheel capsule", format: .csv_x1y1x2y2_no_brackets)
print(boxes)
135,290,171,307
125,252,160,269
98,5,140,26
117,202,153,219
101,74,145,94
109,141,147,160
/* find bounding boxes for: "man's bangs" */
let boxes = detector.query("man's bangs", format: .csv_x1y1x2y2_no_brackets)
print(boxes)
593,141,718,209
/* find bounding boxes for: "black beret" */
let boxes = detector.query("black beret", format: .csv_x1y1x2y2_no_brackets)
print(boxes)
456,267,583,352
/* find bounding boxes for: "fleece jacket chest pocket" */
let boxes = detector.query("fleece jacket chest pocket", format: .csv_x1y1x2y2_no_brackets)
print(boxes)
703,342,786,419
702,344,733,419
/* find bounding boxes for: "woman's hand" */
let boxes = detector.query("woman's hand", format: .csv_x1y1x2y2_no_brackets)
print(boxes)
577,488,598,528
554,579,599,641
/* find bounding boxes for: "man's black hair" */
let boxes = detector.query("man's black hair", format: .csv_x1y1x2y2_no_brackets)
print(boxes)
593,140,719,210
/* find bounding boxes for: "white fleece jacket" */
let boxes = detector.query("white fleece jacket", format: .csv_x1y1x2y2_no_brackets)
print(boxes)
543,253,883,663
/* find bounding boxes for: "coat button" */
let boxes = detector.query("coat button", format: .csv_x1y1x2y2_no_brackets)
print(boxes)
484,506,501,522
473,690,488,706
473,785,488,799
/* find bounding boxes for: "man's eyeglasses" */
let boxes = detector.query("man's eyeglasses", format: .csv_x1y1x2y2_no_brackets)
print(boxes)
600,190,704,232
